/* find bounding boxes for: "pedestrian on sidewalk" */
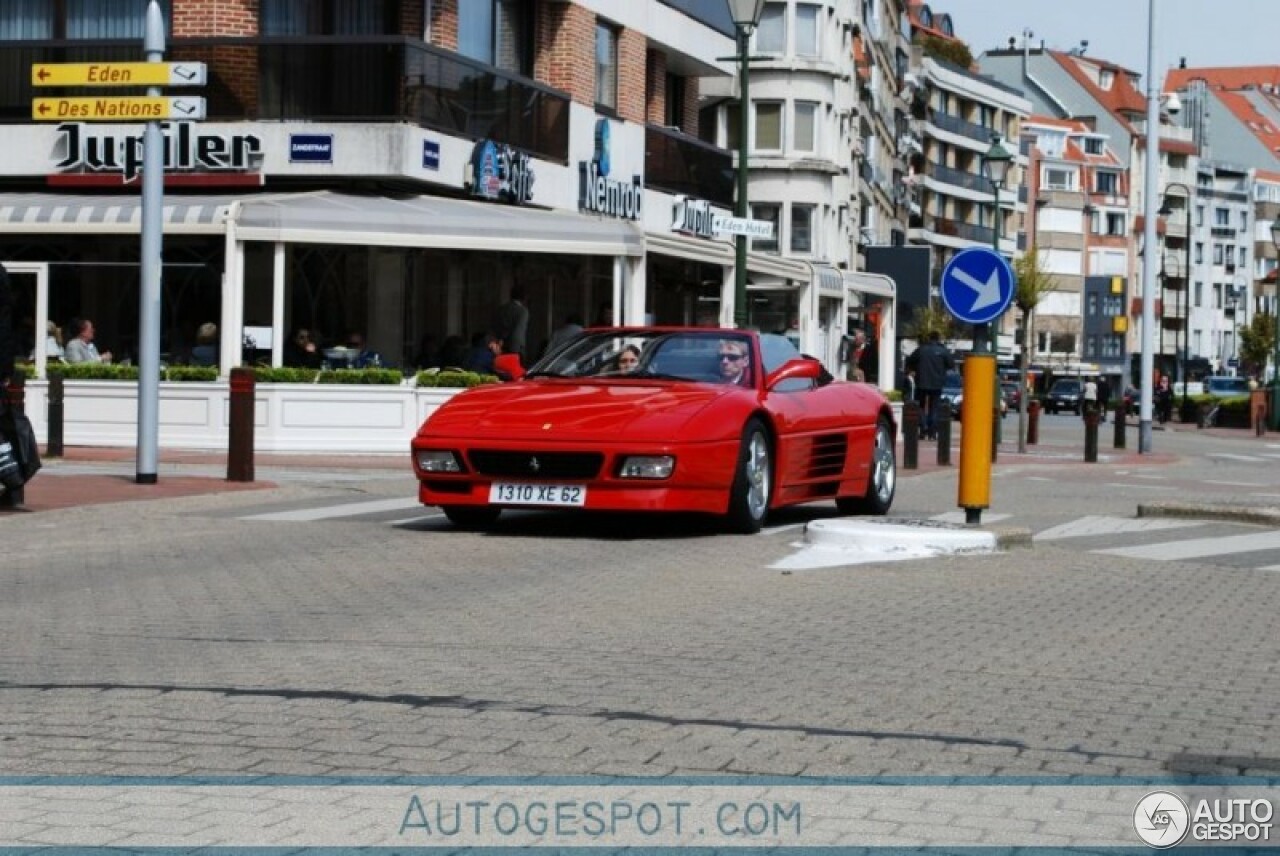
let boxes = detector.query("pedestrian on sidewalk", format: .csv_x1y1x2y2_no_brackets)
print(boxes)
905,331,954,440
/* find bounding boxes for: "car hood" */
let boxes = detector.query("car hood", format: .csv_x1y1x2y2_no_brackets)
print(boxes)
419,380,740,444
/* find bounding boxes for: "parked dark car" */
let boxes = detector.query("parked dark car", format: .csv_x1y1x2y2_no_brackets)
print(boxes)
1046,378,1082,414
940,370,963,419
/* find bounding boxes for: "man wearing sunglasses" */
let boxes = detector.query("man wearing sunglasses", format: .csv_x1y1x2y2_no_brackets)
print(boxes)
717,340,751,386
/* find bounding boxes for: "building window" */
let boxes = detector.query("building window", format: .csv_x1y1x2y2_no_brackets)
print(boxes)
1241,210,1250,231
1195,242,1203,264
0,0,178,38
1194,281,1203,307
1083,137,1103,155
595,21,619,111
263,0,391,35
1240,246,1248,267
793,101,817,152
756,2,786,53
1094,171,1118,194
752,204,780,253
665,73,687,129
1195,205,1204,227
1213,244,1223,265
794,4,820,56
790,205,814,253
1215,207,1230,226
754,102,783,152
456,0,531,73
1102,335,1122,358
1087,293,1099,316
1044,167,1074,190
1085,336,1098,358
1213,283,1222,308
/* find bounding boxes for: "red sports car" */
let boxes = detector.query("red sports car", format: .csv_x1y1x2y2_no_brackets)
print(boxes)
410,328,897,533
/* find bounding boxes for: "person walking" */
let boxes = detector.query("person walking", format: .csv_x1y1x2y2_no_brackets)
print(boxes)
905,331,954,440
0,263,31,510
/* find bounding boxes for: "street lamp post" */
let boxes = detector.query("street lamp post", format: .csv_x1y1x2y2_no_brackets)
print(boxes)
727,0,765,329
982,136,1013,458
1270,221,1280,428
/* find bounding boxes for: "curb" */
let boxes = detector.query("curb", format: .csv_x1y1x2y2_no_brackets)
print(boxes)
989,526,1034,549
1138,502,1280,527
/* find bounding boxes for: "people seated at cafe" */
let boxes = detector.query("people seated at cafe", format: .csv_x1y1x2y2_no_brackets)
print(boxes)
285,327,323,368
64,318,112,364
342,331,385,369
190,322,219,366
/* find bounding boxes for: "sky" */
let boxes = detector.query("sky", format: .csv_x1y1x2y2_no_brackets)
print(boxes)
935,0,1277,81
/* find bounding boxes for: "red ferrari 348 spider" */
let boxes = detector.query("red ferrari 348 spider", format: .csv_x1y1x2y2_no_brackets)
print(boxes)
410,328,896,532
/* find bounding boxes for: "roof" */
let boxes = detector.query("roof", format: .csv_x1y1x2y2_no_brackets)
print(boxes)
1050,50,1147,133
907,2,960,44
1215,89,1280,158
1166,65,1280,92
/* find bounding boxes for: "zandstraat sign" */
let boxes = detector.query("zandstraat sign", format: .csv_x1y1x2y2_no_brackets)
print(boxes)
579,119,642,220
52,122,262,184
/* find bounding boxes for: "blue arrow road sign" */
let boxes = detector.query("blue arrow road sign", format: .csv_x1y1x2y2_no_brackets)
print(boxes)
939,247,1015,325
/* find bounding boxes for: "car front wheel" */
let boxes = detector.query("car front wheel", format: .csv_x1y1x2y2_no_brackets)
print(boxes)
725,417,772,534
837,416,896,516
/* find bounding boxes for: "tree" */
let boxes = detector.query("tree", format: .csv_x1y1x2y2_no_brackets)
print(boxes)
915,34,974,70
907,301,954,343
1011,248,1059,452
1238,311,1276,380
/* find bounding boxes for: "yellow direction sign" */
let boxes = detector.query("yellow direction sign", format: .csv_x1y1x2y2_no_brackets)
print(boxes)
33,96,207,122
32,61,207,87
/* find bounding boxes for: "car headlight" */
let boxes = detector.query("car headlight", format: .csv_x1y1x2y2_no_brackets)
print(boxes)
618,455,675,479
415,450,463,473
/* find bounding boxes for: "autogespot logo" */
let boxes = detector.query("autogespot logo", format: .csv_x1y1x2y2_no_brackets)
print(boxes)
1134,791,1190,848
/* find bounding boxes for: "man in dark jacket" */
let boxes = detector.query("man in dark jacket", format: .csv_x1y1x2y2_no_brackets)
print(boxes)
905,331,955,440
0,262,27,510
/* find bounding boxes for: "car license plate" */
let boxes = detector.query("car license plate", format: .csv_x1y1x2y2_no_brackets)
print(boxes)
488,483,587,507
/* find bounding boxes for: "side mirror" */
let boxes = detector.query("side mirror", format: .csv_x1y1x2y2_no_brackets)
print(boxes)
765,358,822,391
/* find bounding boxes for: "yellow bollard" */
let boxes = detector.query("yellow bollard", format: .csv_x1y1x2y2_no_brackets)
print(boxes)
958,353,996,520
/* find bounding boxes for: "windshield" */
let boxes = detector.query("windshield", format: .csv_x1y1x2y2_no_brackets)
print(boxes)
526,329,757,386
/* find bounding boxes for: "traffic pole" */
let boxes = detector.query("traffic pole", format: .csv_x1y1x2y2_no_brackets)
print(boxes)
959,324,995,526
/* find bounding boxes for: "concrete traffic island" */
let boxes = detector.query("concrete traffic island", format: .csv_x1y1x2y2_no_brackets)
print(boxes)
772,517,1031,570
1138,501,1280,526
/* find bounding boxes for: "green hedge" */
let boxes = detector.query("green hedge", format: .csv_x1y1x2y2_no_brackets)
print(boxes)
883,389,904,402
250,367,403,384
52,363,218,382
415,369,500,388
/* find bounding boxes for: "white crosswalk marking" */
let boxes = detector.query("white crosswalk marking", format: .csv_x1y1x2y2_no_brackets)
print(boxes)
241,496,422,522
1207,453,1268,462
1097,530,1280,561
1034,515,1204,541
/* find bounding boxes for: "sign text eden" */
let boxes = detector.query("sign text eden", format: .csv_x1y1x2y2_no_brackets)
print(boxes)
32,62,207,87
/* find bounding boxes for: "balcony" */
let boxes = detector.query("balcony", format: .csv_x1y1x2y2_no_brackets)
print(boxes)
0,36,571,162
932,215,994,245
927,109,996,145
645,124,733,208
928,161,991,194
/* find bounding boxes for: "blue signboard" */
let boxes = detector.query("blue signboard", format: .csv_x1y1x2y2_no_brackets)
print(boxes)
288,134,332,163
422,139,440,171
939,247,1015,325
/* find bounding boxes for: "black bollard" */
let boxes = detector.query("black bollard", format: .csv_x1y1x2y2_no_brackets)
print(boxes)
46,370,64,458
902,400,919,470
227,367,255,483
1084,406,1099,462
1113,399,1125,449
1027,399,1040,445
936,401,952,466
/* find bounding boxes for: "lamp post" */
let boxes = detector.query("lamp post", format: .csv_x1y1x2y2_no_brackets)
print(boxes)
982,136,1013,457
1271,221,1280,428
727,0,765,329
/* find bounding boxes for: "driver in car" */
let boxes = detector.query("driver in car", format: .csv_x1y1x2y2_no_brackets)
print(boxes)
717,340,751,386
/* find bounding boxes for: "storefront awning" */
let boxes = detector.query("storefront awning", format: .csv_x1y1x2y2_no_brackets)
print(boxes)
0,191,236,235
812,264,845,297
236,191,644,257
644,232,734,266
0,190,645,257
845,270,896,298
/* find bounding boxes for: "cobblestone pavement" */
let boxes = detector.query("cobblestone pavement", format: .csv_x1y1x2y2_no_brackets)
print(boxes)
1,416,1277,788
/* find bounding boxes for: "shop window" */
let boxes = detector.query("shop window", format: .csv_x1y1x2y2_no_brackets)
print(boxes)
793,102,817,153
756,3,786,53
790,204,814,254
456,0,532,74
752,204,781,253
754,102,783,152
595,21,619,111
0,0,179,38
